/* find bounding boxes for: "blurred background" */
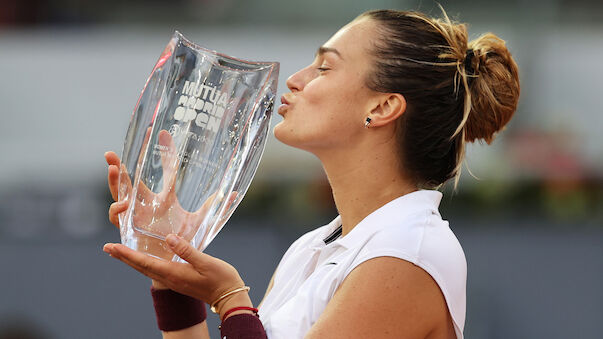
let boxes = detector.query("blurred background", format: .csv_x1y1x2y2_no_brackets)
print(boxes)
0,0,601,338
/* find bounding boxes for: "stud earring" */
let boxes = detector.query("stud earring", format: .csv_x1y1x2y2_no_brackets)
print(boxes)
364,117,372,128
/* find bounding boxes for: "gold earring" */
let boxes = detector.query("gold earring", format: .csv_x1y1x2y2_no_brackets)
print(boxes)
364,117,372,128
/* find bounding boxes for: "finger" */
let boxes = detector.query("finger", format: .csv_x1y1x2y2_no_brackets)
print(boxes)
158,129,176,160
107,164,120,201
135,127,153,169
104,151,121,167
194,191,218,217
104,243,171,282
194,191,239,223
217,191,240,224
158,130,178,190
165,234,212,268
109,200,129,228
106,151,122,201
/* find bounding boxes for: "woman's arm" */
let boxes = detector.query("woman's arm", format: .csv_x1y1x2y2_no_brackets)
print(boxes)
305,257,456,339
103,239,260,338
104,152,261,338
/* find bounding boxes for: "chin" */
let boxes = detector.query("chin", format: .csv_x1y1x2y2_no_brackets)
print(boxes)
273,122,312,152
273,122,296,146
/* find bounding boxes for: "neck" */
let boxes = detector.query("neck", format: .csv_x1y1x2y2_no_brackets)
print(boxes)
316,143,418,236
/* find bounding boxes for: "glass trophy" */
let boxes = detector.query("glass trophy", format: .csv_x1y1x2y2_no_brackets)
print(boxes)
117,31,279,261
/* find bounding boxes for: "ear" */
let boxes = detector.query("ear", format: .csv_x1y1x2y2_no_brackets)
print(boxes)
367,93,406,127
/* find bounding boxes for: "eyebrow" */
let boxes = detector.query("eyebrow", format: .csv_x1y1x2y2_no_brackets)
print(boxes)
316,46,343,59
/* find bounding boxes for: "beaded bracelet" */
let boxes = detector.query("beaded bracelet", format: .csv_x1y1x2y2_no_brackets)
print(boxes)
221,306,259,321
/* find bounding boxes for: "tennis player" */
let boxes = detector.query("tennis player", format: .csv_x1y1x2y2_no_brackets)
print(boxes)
104,8,520,339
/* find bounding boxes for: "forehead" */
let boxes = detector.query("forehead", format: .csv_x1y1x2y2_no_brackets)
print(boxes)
321,18,376,61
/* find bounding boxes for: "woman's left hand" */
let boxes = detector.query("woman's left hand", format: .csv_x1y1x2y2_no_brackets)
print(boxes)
103,234,250,314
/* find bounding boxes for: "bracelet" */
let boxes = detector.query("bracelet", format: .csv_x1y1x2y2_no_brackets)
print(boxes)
210,286,250,313
150,287,207,332
222,306,259,322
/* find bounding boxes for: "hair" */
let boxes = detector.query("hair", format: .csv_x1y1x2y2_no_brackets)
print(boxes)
358,8,520,189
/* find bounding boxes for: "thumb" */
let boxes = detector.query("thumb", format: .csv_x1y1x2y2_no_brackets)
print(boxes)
165,234,210,267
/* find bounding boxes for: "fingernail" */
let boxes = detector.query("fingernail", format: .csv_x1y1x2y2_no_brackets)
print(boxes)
166,234,179,247
103,243,112,253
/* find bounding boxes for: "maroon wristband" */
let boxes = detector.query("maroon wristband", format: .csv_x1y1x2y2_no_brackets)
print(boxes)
150,287,207,332
220,314,267,339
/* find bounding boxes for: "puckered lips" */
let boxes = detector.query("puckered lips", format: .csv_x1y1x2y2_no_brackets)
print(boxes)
278,94,292,116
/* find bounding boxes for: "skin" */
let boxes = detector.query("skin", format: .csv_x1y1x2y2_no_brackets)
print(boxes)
104,17,456,339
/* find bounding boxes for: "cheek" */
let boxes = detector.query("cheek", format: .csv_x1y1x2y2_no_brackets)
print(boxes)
297,83,366,137
304,78,341,106
274,76,369,148
300,83,348,125
272,103,341,150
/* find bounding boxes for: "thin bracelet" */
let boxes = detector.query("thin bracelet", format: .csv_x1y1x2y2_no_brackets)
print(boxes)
221,306,259,321
210,286,251,313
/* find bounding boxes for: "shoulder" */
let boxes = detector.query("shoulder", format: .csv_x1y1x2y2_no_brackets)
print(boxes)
342,212,467,337
307,255,454,339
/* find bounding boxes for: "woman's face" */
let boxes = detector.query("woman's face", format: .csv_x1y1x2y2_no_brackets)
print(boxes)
274,18,381,154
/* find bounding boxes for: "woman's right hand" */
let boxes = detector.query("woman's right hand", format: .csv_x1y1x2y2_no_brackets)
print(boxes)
106,151,171,291
104,131,238,263
105,131,239,236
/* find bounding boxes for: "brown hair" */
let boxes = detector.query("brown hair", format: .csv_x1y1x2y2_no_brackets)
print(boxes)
359,8,520,189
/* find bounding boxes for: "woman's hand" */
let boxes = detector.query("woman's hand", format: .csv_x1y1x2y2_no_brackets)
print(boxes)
103,234,253,318
104,138,251,319
104,131,237,240
105,130,182,232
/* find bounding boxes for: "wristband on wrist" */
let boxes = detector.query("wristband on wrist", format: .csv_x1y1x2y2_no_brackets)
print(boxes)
219,314,267,339
150,286,207,332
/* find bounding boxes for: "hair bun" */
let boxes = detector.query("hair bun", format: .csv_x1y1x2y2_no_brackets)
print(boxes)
464,33,520,144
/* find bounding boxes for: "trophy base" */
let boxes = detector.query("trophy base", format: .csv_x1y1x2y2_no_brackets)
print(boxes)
122,229,176,261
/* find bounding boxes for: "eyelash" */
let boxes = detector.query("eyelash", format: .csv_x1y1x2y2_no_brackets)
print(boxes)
317,67,330,72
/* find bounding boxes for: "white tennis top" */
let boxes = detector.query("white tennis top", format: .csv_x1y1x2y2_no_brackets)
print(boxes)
259,189,467,339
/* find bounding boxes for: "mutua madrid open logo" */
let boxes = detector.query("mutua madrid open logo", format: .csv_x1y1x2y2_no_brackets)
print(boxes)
173,80,229,133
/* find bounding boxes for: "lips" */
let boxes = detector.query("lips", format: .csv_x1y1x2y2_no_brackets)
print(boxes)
280,95,291,106
278,94,292,116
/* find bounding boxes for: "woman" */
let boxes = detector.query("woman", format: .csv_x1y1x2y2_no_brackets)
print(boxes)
103,8,520,339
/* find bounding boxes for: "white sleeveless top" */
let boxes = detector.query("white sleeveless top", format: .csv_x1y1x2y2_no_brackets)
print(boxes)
259,190,467,339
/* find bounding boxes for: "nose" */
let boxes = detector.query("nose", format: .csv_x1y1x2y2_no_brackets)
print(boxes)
286,65,312,92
